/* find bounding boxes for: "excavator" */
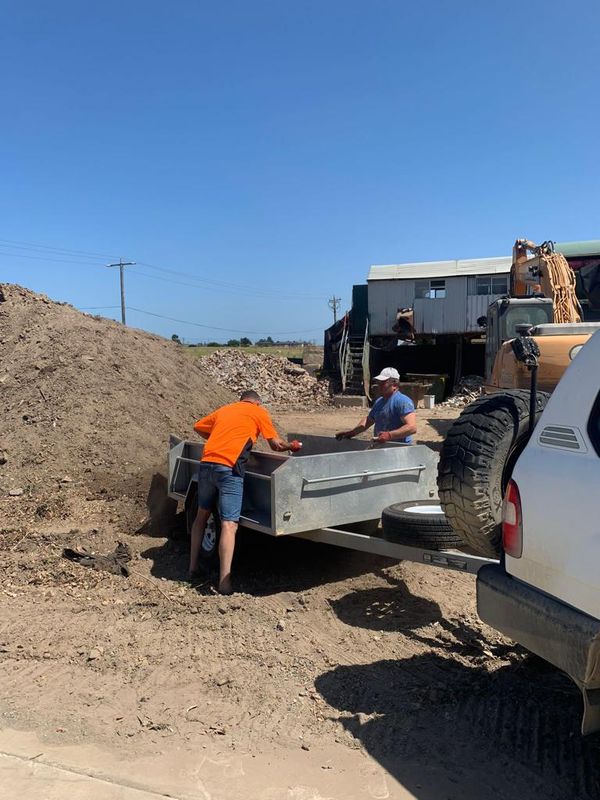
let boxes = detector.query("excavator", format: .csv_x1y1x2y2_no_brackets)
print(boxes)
483,239,600,393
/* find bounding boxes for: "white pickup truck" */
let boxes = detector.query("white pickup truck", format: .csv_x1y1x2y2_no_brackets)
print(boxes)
472,331,600,734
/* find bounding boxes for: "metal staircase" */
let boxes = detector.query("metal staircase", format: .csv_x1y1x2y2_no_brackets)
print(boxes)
339,320,370,397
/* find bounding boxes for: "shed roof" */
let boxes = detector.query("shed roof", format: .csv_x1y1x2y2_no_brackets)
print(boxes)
368,256,511,281
555,240,600,257
368,239,600,282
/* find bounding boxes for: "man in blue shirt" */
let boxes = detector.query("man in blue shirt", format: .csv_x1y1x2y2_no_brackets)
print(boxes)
335,367,417,444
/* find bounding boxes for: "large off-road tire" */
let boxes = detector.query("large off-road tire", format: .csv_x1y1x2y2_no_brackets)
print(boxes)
184,483,221,564
381,501,464,550
437,390,549,558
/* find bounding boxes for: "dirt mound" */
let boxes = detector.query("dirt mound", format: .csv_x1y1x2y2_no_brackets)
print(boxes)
199,349,331,407
0,284,234,524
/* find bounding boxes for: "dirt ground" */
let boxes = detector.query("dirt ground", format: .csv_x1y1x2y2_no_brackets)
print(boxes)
1,406,599,799
1,285,599,799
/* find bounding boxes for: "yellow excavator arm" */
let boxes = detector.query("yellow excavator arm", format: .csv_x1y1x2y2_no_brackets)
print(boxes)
511,239,582,323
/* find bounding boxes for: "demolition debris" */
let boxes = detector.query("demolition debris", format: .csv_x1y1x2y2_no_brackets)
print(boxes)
441,375,485,408
198,350,331,408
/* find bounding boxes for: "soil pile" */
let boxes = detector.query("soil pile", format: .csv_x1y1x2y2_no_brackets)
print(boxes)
0,284,234,523
198,350,331,407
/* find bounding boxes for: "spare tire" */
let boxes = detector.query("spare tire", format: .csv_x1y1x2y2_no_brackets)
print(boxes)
438,390,549,558
381,501,465,550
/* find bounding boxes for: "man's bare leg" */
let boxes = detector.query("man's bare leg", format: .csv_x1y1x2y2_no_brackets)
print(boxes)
218,520,239,594
189,507,212,578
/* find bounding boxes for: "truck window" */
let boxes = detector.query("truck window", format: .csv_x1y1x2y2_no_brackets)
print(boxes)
503,305,553,339
588,391,600,457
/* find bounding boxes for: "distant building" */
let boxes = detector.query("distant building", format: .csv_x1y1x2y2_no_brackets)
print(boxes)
367,256,511,339
326,240,600,399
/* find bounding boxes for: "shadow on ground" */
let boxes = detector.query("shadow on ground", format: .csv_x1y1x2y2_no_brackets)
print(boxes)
329,576,443,632
330,582,517,659
135,472,178,536
316,653,600,800
141,527,397,595
422,416,460,451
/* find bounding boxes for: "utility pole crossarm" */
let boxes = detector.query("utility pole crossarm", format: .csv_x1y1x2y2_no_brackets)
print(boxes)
106,259,136,325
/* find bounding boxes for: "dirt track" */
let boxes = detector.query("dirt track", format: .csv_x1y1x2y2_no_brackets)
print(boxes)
1,285,599,799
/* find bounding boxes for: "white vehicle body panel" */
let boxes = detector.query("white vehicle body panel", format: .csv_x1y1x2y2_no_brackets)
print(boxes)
506,330,600,619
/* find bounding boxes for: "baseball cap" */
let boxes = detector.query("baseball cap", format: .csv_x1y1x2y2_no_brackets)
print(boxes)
373,367,400,381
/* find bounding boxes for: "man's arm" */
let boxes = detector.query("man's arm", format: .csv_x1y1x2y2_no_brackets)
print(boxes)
335,415,375,440
375,411,417,442
194,411,216,440
257,408,296,452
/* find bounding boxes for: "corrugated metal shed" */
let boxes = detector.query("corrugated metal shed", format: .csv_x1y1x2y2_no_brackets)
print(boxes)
368,256,511,281
555,240,600,257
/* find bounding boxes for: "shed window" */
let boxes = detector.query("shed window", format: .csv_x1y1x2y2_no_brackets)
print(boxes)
468,275,509,296
415,279,446,299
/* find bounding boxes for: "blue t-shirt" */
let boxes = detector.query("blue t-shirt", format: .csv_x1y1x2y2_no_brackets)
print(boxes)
368,391,415,443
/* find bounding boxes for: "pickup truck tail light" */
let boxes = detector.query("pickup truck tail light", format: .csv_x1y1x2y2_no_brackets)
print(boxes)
502,479,523,558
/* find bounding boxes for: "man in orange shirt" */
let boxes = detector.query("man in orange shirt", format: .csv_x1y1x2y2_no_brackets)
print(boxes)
190,390,294,594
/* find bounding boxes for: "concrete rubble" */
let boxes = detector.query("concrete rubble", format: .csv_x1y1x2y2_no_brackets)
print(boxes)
441,375,485,408
197,350,331,408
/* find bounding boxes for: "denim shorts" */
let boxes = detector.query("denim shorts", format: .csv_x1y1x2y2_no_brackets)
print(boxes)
197,462,244,522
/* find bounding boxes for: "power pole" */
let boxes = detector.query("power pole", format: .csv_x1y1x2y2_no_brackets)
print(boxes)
106,259,135,324
328,295,341,323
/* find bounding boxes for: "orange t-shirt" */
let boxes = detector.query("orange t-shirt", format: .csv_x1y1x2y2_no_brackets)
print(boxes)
194,401,278,474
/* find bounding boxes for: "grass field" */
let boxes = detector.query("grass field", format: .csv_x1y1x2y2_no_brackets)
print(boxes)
185,344,307,359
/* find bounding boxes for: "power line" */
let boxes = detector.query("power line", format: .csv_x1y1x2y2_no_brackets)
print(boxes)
129,268,324,302
126,305,323,335
0,245,328,301
0,248,108,267
135,261,326,300
0,247,327,302
0,234,333,301
0,237,118,259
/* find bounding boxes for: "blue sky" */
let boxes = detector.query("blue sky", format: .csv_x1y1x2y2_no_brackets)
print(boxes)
1,1,599,341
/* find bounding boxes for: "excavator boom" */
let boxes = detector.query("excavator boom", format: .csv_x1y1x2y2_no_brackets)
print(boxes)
510,239,582,324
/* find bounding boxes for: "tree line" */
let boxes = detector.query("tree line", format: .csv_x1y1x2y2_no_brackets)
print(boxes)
171,334,316,347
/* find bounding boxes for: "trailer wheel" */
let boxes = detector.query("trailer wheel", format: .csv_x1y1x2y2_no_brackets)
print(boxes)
437,389,549,558
381,501,464,550
184,484,221,563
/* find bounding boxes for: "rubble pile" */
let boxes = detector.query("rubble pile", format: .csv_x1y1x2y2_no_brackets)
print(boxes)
198,350,331,407
441,374,485,408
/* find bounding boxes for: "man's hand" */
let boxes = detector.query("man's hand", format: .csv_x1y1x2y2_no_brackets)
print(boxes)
335,431,352,441
376,431,392,442
268,437,301,452
269,438,290,452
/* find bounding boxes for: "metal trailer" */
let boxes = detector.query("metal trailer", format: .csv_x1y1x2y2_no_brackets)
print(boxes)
168,433,496,575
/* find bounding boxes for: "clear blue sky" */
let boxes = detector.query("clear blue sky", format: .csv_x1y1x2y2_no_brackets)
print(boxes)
1,1,599,342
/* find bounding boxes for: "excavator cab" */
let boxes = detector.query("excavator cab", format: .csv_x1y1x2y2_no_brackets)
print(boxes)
484,297,553,382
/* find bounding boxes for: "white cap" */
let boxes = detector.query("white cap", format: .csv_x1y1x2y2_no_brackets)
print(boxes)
373,367,400,381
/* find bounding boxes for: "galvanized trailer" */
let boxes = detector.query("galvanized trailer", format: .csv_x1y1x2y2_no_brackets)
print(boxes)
168,433,495,575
